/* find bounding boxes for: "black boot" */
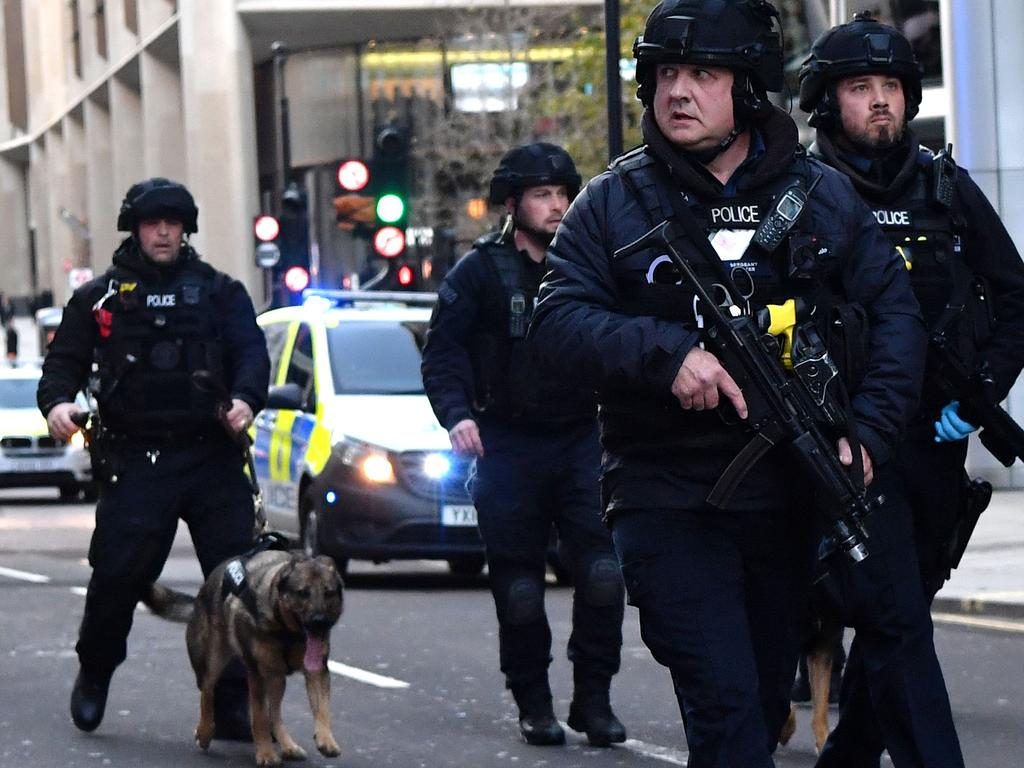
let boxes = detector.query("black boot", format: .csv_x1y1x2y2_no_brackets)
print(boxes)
213,677,252,742
568,689,626,747
512,683,565,746
70,668,112,732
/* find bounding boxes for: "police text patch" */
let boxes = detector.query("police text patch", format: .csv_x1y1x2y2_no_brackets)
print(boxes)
708,203,762,228
873,209,913,227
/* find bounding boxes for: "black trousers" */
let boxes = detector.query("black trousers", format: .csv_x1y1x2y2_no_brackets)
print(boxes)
612,506,814,768
815,461,965,768
468,421,624,694
77,436,254,678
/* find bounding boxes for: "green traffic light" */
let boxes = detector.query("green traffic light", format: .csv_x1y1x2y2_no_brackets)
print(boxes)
376,193,406,224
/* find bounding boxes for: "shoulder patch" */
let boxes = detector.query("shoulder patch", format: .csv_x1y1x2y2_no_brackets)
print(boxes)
439,284,459,306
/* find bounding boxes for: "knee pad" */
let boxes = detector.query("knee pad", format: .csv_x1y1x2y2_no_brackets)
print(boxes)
505,577,545,625
581,557,624,607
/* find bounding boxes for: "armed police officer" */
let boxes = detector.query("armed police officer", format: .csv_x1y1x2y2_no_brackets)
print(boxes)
421,144,627,748
38,178,270,739
799,13,1024,767
529,1,962,765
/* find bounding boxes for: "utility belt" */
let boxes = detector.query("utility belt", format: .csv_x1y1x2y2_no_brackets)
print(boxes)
89,425,228,483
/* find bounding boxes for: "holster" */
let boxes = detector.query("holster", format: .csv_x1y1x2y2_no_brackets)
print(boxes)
928,474,993,595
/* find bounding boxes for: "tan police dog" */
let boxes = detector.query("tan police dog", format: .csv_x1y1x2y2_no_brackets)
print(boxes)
144,550,344,767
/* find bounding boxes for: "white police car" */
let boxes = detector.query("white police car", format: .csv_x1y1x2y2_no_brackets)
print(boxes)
253,291,484,575
0,366,94,500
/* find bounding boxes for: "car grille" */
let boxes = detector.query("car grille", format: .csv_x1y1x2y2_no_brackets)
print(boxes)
387,524,483,547
1,435,67,456
395,451,473,503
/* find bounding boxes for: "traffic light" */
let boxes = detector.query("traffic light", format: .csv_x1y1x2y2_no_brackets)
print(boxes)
276,182,311,305
334,159,377,233
253,214,281,270
370,124,412,258
384,258,420,290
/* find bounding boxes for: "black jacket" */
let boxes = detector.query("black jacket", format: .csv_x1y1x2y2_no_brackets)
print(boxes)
530,107,925,512
422,230,597,432
38,240,269,429
812,130,1024,409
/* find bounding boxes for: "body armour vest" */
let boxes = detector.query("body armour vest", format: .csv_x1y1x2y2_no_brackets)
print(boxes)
611,148,839,335
866,149,969,331
92,261,226,438
606,148,858,453
471,233,596,426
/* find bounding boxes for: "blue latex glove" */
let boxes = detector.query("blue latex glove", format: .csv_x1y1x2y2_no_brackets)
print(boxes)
934,400,978,442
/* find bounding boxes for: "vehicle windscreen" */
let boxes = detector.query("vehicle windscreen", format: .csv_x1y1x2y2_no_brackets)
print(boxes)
326,321,427,395
0,377,41,409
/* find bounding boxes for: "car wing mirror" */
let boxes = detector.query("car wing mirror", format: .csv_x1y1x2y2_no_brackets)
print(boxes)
266,382,305,411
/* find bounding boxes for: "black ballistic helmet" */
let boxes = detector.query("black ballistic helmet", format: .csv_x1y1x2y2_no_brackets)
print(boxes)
633,0,784,112
799,12,923,129
488,143,582,205
117,177,199,233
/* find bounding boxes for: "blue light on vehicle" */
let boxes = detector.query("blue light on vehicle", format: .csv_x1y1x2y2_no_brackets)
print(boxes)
422,452,451,480
325,490,337,505
302,295,334,313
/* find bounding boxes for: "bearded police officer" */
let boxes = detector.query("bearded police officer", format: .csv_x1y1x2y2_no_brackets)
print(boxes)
421,144,627,748
529,1,963,765
799,13,1024,767
38,178,270,738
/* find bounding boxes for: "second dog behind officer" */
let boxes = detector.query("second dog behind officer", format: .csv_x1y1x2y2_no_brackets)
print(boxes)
421,143,626,747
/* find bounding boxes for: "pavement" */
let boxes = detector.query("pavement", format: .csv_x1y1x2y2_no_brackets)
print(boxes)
934,489,1024,619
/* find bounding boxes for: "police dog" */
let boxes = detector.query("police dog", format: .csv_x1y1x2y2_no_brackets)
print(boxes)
144,550,344,767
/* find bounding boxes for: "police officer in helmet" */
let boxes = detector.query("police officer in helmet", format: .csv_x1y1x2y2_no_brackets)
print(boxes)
800,13,1024,767
421,144,627,747
38,178,270,738
530,1,945,764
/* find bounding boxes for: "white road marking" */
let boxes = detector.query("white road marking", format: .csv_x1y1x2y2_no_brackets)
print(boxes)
932,612,1024,634
0,566,50,583
616,738,689,765
326,660,410,689
70,586,87,596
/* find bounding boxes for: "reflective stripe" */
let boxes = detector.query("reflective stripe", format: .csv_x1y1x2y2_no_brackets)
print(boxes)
270,410,297,482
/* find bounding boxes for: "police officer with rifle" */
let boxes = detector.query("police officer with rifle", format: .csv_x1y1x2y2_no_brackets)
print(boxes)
37,178,270,739
799,13,1024,767
530,2,962,765
421,144,627,748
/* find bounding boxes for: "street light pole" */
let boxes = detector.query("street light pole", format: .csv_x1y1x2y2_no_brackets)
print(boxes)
605,0,624,161
272,41,292,189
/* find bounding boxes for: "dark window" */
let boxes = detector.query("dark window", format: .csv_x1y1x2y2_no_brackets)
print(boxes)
262,321,290,384
69,1,82,78
326,321,427,395
123,0,137,35
0,378,41,409
3,0,27,131
284,323,316,410
95,1,107,59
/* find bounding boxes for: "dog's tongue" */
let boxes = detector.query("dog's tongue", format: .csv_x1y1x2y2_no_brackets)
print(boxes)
304,632,326,672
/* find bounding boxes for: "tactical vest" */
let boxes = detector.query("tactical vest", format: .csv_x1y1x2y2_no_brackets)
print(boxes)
470,233,595,425
611,147,841,336
92,262,227,438
868,149,971,332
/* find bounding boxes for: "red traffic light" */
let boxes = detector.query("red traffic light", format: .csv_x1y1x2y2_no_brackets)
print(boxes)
337,160,370,192
397,264,414,286
254,214,281,242
373,226,406,258
283,266,310,293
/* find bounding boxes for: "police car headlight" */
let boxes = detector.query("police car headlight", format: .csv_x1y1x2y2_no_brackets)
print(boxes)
69,431,86,449
334,437,396,484
422,452,451,480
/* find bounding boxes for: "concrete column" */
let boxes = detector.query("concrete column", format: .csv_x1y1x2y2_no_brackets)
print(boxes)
84,96,116,271
178,0,260,294
942,0,1024,486
43,128,72,305
62,114,90,271
140,50,186,180
0,157,32,295
28,141,51,297
109,75,144,217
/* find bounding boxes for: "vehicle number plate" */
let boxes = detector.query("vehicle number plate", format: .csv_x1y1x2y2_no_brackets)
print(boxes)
441,504,478,527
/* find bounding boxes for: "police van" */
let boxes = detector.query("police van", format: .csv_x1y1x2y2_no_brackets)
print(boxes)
253,291,485,575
